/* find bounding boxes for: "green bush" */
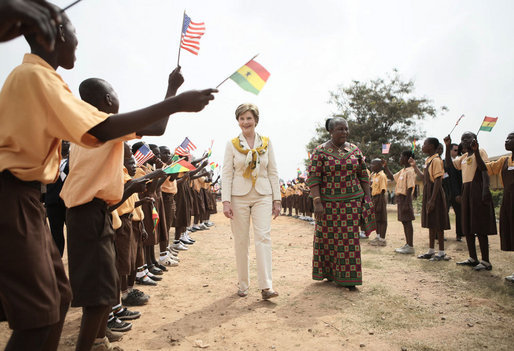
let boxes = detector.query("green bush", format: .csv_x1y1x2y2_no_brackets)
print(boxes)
490,189,503,208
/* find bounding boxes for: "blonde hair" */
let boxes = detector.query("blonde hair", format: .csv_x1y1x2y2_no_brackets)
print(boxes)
235,103,259,125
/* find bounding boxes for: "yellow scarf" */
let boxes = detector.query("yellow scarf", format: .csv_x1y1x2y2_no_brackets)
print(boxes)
232,134,269,185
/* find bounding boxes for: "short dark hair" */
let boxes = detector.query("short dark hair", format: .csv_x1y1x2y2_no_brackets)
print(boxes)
131,141,144,154
401,150,414,159
79,78,110,107
426,137,439,150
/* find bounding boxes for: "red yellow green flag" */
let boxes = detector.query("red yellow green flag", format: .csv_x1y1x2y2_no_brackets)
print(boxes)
411,139,416,152
230,59,270,95
479,116,498,132
163,160,196,174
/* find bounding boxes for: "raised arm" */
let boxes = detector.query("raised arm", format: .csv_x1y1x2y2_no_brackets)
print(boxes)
88,88,217,142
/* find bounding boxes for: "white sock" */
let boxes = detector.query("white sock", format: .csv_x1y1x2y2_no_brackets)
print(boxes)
375,233,380,239
136,267,146,278
438,250,445,256
427,248,435,254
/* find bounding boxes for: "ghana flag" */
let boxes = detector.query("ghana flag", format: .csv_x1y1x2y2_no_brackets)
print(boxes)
479,116,498,132
163,159,196,174
230,59,270,95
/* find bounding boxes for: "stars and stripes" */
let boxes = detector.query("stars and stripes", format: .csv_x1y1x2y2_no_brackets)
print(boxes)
134,144,155,166
381,143,391,154
175,137,197,156
180,13,205,55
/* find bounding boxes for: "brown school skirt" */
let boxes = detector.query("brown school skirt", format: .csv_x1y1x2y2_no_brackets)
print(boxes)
421,180,450,231
209,191,218,214
372,193,387,223
174,181,192,228
396,193,415,222
142,201,157,245
66,198,119,307
286,196,294,208
162,192,176,231
115,214,134,275
131,220,142,269
461,172,497,236
0,171,72,330
155,191,168,243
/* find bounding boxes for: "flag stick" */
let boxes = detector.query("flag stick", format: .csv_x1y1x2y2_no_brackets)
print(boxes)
216,53,259,89
176,10,186,67
61,0,83,12
448,114,464,136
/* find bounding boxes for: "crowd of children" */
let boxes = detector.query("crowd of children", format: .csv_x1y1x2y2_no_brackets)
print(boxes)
0,3,218,350
293,132,513,281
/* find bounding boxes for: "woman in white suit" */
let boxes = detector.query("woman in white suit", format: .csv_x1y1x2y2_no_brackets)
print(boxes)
222,103,281,300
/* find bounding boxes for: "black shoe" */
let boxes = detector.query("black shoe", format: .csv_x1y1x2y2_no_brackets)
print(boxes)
147,272,162,281
347,286,357,291
122,290,149,306
473,262,493,271
417,253,435,259
456,236,463,242
154,263,168,272
148,265,163,275
107,318,132,332
132,288,150,299
114,307,141,320
180,238,194,245
456,258,479,266
135,275,157,286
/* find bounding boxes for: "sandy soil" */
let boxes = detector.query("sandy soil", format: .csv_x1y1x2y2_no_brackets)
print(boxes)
1,204,514,351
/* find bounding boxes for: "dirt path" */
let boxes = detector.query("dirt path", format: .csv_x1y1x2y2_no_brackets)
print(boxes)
1,204,513,350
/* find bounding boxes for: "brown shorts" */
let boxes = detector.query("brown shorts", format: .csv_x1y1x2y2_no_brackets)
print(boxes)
396,193,415,222
0,171,72,330
66,198,119,307
115,214,133,276
162,192,176,231
372,193,387,223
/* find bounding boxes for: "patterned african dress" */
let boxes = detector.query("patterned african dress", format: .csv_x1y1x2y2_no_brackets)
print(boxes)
307,142,375,286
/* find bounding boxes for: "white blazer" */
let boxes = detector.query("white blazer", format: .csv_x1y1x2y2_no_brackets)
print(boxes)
221,133,280,202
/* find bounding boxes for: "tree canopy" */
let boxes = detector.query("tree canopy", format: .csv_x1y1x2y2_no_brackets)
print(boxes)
305,70,447,172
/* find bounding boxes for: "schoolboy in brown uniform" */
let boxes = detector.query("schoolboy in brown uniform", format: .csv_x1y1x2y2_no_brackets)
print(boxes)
285,182,295,216
445,132,497,271
369,159,388,246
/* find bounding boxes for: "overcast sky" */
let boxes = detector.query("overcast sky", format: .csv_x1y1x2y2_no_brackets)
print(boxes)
1,0,513,180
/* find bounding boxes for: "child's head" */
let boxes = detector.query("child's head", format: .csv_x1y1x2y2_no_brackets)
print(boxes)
460,132,477,151
25,4,78,70
124,156,137,177
131,142,143,156
149,144,160,159
79,78,119,114
159,146,172,164
370,158,382,173
400,150,414,167
505,132,514,152
422,137,439,155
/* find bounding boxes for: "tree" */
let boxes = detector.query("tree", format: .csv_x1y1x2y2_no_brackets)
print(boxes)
306,69,447,172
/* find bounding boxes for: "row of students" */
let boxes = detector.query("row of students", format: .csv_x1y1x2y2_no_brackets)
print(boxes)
0,4,217,350
280,178,314,222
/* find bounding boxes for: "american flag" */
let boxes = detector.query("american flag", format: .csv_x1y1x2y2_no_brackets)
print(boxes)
381,143,391,154
180,14,205,55
134,144,155,166
175,137,197,156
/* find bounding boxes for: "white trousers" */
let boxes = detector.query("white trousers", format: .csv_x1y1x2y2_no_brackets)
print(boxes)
230,188,273,291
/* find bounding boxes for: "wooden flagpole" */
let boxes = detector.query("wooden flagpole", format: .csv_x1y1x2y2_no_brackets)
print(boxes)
176,10,186,67
216,53,259,89
448,114,464,136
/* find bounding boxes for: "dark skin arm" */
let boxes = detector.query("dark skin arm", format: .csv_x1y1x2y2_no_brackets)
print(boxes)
88,88,217,142
443,135,458,172
191,153,209,167
211,175,220,186
134,196,154,208
382,160,395,181
108,170,166,211
0,0,62,50
135,67,184,136
408,157,424,179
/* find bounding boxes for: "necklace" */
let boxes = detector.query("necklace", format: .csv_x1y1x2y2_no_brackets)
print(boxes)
330,140,347,152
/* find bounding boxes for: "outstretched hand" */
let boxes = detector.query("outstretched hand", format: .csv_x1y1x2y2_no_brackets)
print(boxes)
443,135,451,146
175,89,218,112
470,139,479,152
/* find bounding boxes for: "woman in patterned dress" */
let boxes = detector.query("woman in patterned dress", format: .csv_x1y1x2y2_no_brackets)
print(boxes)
307,117,375,290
